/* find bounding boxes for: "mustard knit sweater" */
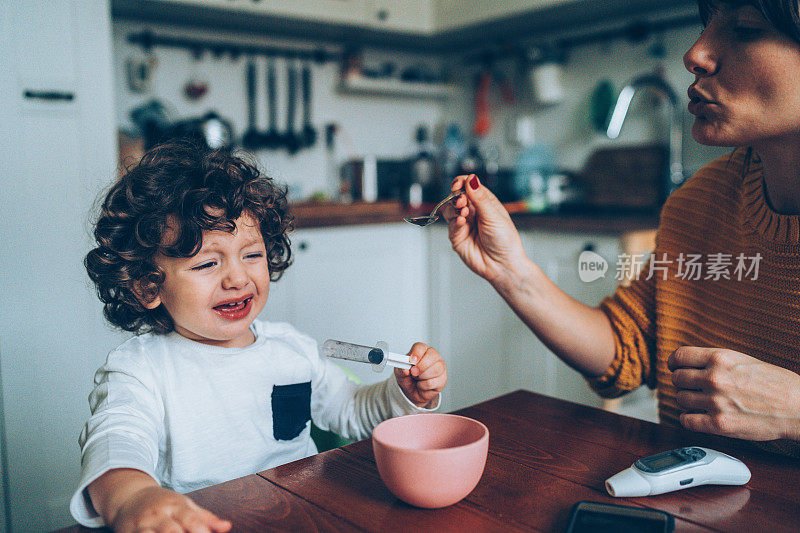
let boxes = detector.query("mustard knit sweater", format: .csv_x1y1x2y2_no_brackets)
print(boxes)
589,149,800,456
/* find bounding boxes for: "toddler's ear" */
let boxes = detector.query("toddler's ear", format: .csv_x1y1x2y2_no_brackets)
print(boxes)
141,295,162,310
132,280,162,310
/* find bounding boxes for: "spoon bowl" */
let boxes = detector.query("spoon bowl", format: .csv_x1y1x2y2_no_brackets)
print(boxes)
403,214,439,226
403,188,464,227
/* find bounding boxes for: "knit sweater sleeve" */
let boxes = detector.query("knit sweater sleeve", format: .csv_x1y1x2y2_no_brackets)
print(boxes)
587,270,658,398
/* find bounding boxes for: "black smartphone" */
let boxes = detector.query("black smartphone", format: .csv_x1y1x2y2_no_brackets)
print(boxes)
565,501,675,533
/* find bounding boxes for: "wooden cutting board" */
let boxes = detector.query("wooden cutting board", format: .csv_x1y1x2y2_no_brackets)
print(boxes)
580,143,669,210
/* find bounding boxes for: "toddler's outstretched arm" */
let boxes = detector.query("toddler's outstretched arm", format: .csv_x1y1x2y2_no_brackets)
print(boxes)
394,342,447,408
88,468,232,533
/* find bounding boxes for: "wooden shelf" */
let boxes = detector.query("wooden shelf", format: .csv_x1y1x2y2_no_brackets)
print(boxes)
336,75,454,99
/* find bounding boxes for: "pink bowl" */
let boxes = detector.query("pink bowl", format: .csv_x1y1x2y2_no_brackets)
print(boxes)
372,413,489,508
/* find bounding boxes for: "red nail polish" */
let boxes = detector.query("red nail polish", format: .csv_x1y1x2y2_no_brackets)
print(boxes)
469,176,479,190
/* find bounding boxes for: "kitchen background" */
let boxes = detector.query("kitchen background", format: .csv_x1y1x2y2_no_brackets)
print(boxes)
1,0,729,531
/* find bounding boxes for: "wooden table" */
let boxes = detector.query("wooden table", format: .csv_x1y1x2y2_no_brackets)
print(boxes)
60,390,800,532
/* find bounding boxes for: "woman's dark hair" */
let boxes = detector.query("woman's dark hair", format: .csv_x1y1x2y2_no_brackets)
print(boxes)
86,141,293,335
697,0,800,43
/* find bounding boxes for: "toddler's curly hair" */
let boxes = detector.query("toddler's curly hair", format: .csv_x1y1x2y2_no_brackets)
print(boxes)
86,141,293,335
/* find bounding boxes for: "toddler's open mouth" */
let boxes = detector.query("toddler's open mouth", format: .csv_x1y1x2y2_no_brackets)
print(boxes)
213,297,253,320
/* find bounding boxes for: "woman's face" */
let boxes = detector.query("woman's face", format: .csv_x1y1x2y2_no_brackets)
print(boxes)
684,4,800,147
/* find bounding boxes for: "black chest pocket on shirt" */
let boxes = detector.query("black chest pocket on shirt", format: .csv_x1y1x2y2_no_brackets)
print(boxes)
271,381,312,441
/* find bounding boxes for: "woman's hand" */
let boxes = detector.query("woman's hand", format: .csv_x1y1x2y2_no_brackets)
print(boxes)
395,342,447,408
113,485,232,533
669,347,800,441
445,174,529,288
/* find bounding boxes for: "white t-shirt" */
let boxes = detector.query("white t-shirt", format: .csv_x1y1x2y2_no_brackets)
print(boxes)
70,320,436,527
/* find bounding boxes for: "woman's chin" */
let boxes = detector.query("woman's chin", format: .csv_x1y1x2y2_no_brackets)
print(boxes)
691,121,738,147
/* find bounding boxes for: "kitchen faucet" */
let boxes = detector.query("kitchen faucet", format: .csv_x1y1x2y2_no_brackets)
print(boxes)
606,73,684,191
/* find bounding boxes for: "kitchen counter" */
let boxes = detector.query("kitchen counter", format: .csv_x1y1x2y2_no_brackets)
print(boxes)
290,201,660,235
290,201,405,229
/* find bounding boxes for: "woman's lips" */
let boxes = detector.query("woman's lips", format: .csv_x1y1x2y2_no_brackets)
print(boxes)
687,87,715,117
213,297,253,321
688,98,709,116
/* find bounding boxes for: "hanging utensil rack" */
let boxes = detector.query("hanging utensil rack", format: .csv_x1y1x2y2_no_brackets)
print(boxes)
127,30,342,63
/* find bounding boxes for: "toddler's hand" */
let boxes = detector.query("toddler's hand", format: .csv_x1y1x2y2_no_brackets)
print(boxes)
113,486,232,533
395,342,447,408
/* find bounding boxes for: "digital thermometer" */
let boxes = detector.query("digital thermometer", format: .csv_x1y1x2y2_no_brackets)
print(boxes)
605,447,750,497
322,339,413,372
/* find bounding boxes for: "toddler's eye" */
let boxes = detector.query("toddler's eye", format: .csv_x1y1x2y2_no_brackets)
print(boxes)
245,253,264,259
191,261,216,271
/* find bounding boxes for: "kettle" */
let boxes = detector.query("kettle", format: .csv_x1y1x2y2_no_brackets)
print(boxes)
166,111,234,151
131,101,234,151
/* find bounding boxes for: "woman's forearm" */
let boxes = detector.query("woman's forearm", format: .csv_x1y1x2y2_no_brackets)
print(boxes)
784,389,800,441
491,257,616,377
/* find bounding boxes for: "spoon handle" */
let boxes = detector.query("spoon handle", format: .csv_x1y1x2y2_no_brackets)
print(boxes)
431,188,465,217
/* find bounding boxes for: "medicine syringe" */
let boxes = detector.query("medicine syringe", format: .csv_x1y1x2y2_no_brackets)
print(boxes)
322,339,413,372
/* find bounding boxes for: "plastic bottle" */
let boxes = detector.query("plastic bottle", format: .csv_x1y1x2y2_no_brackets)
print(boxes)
514,144,554,211
442,123,466,182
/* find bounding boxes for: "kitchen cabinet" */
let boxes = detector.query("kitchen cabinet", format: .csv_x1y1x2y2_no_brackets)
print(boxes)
366,0,435,33
433,0,572,32
262,224,429,386
124,0,457,34
112,0,692,46
0,1,120,531
510,229,620,408
272,223,642,415
128,0,435,33
426,227,512,412
155,0,371,26
427,226,621,412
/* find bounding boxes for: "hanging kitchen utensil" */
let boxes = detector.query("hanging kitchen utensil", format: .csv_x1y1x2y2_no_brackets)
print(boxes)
324,123,340,200
262,55,283,149
300,60,317,149
183,77,209,101
283,59,302,155
241,58,263,150
125,51,158,94
183,49,209,101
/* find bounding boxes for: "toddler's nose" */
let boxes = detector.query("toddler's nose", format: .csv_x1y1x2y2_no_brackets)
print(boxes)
222,261,248,289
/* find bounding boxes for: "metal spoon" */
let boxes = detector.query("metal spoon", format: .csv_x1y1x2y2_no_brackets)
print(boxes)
403,188,465,227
